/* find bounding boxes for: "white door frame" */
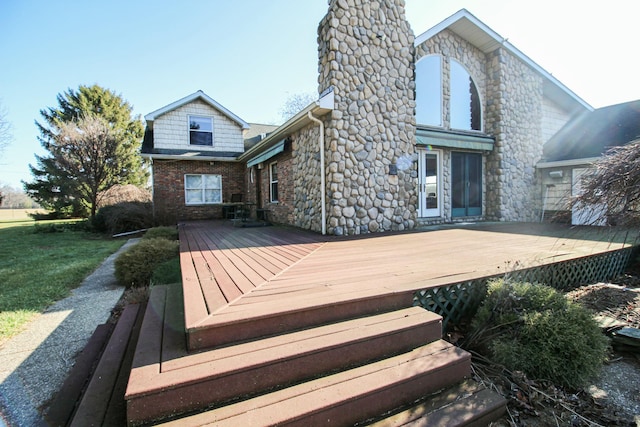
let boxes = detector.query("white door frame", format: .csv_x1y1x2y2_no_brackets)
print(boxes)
417,148,442,218
571,167,606,226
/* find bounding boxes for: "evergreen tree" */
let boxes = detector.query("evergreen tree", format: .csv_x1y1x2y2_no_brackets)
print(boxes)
24,85,147,218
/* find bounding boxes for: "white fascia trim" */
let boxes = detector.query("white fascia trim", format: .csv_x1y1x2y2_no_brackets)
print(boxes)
142,153,240,162
536,157,600,169
144,90,250,129
414,9,592,112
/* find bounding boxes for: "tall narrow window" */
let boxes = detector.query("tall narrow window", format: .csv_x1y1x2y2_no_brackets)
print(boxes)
269,162,278,203
415,55,442,127
450,60,481,131
189,115,213,145
185,174,222,204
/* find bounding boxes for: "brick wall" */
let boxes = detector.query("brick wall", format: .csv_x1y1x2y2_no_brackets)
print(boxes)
255,144,294,226
152,160,245,224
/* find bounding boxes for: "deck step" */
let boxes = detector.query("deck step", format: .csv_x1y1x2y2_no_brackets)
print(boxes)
69,302,145,427
44,323,113,426
367,380,507,426
187,289,416,350
126,286,445,425
156,340,471,426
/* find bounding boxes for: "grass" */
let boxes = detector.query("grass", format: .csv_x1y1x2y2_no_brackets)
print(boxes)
0,219,125,344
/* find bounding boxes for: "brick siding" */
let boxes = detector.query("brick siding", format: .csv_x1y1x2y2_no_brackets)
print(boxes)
152,160,245,224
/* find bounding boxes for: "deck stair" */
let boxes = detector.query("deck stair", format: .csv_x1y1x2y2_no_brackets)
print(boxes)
124,284,506,426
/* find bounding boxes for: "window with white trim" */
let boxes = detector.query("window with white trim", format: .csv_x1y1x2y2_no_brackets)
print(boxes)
415,55,482,131
269,162,278,203
189,115,213,146
450,60,481,131
185,174,222,205
415,55,442,127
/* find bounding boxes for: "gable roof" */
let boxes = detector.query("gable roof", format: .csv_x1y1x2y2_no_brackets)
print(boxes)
144,90,249,130
540,100,640,164
415,9,592,114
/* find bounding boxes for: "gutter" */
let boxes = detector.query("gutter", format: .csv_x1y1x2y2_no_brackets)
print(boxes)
536,157,600,169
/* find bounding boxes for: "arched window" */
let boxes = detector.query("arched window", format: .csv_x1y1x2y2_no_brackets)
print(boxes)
415,55,442,127
450,60,481,131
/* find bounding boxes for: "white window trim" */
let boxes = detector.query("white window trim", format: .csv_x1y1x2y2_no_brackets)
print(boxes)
188,115,214,146
184,174,222,205
269,161,278,203
449,59,483,132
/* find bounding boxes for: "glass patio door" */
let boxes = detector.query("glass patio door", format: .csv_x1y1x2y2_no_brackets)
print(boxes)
451,152,482,217
418,149,441,217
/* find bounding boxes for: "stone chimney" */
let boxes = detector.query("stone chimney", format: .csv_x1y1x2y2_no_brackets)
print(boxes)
318,0,417,235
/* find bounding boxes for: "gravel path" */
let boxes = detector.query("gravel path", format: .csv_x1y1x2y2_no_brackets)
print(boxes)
0,239,138,427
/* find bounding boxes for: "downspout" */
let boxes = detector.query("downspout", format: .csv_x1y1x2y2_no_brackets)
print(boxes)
307,111,327,235
149,156,156,221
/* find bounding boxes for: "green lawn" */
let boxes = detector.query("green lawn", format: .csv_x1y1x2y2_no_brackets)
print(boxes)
0,220,125,343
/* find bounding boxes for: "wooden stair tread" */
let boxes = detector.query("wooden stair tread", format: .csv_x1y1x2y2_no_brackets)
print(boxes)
69,303,144,427
157,340,471,426
189,288,415,349
126,287,445,424
367,380,507,426
44,323,112,427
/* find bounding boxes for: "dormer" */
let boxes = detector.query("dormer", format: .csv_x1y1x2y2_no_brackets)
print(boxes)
141,90,249,160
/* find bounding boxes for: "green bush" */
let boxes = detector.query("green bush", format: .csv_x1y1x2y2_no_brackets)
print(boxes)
114,238,179,288
143,226,178,241
33,220,91,233
467,279,608,389
92,202,153,235
151,257,182,285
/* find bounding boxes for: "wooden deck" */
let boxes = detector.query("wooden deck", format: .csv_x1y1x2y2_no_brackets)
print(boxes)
123,220,636,424
180,221,634,348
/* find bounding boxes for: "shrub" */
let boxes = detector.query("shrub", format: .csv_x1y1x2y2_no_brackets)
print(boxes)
33,220,91,233
151,257,182,285
92,201,153,235
467,279,608,389
97,184,151,209
143,226,178,241
114,237,179,288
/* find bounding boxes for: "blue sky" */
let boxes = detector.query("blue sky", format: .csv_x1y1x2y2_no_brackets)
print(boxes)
1,0,639,190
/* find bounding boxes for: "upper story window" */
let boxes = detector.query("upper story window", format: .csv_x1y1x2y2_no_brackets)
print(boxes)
450,60,481,131
415,56,442,127
189,115,213,146
185,174,221,204
415,55,482,131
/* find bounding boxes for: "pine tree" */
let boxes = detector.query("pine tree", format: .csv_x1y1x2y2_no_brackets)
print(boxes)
24,85,147,218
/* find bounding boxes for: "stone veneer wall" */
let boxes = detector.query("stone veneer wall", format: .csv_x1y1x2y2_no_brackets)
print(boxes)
317,0,417,235
415,30,488,224
485,48,544,221
415,30,487,130
292,124,324,232
152,160,244,224
415,28,545,222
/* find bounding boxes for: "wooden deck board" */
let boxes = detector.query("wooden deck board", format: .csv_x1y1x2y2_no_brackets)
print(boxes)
180,221,635,333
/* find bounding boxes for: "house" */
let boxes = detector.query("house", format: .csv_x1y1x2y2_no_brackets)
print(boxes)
537,99,640,224
141,91,250,223
142,6,595,235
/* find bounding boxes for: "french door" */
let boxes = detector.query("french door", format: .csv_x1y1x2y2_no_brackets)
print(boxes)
451,152,482,217
417,149,441,217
